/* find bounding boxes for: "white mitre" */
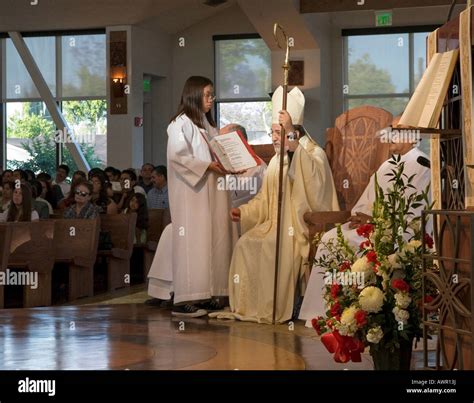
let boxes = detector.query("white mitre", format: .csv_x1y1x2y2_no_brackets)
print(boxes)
271,86,305,125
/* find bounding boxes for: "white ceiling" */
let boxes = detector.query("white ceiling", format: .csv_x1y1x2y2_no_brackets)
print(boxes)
0,0,236,34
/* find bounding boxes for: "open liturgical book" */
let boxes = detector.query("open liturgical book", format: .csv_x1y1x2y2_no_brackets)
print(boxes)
397,49,459,128
209,130,261,172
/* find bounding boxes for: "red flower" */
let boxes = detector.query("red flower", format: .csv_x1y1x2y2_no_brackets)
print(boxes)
339,261,351,272
424,233,434,249
366,250,378,264
424,295,433,304
330,302,342,317
354,310,367,327
391,278,410,292
359,240,371,250
311,318,322,335
356,223,374,238
330,284,341,299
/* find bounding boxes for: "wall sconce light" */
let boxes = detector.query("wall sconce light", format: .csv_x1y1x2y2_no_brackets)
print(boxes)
111,66,127,84
109,30,128,114
111,65,127,98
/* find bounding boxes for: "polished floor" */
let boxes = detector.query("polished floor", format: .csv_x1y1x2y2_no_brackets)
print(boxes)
0,296,377,370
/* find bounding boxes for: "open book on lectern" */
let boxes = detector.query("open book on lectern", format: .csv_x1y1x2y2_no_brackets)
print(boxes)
397,49,459,129
209,130,262,172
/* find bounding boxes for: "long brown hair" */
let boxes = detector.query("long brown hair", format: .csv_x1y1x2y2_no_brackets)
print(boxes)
7,183,33,222
170,76,216,129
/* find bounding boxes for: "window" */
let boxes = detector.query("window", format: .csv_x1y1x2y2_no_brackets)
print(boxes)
62,35,106,98
1,31,107,175
214,35,272,144
343,29,433,116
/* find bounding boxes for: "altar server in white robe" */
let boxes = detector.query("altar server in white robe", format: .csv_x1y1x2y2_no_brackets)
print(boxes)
210,86,339,324
148,76,238,317
299,142,431,326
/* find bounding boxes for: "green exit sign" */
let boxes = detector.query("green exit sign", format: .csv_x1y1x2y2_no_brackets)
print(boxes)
376,11,392,27
143,79,151,93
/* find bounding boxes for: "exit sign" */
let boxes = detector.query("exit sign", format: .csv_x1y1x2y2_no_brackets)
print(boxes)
376,11,392,27
143,79,151,93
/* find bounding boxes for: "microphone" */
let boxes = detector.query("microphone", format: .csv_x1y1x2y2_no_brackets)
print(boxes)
417,156,431,169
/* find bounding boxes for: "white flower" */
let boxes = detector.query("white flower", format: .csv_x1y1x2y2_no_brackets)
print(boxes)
351,256,373,274
366,326,384,344
359,286,385,313
393,306,410,324
394,292,412,309
387,253,402,269
403,240,422,254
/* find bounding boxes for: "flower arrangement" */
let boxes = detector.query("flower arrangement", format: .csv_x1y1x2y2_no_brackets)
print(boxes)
311,155,436,367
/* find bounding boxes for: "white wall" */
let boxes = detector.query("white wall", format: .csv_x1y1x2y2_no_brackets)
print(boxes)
106,23,172,170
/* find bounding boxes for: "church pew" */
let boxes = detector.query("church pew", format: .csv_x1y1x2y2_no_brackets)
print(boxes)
0,224,13,309
6,221,55,307
97,213,137,292
141,208,171,278
52,218,100,301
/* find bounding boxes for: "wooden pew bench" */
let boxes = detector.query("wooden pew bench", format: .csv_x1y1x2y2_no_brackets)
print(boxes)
96,213,137,292
3,221,55,308
51,218,100,301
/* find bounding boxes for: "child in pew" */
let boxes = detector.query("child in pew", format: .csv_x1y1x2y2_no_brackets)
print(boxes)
63,180,100,220
122,193,148,244
0,183,39,222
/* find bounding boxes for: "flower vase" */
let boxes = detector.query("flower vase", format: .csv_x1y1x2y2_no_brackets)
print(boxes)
370,338,413,370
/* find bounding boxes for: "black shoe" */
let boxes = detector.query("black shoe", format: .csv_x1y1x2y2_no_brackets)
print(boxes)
171,304,207,318
145,298,171,307
196,299,225,313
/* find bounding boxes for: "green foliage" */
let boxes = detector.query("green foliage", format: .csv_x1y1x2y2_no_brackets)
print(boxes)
7,101,105,175
7,105,55,139
63,99,106,126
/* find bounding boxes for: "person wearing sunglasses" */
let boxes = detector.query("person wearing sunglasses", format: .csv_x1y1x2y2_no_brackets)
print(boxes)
63,180,99,220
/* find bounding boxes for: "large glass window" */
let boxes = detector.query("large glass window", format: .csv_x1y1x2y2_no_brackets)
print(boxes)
2,32,106,175
343,30,431,116
62,35,106,98
214,36,272,144
5,102,56,172
62,100,107,171
6,37,56,99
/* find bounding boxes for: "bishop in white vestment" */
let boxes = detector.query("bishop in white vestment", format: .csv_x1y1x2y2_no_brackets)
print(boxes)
210,87,339,324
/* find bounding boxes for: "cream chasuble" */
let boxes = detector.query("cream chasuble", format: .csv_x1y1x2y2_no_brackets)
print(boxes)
210,135,339,324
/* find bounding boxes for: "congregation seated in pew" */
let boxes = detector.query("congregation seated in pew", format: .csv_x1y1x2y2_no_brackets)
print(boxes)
63,180,100,220
123,192,148,244
0,183,39,222
31,180,51,219
1,180,13,212
90,172,118,214
147,166,169,209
